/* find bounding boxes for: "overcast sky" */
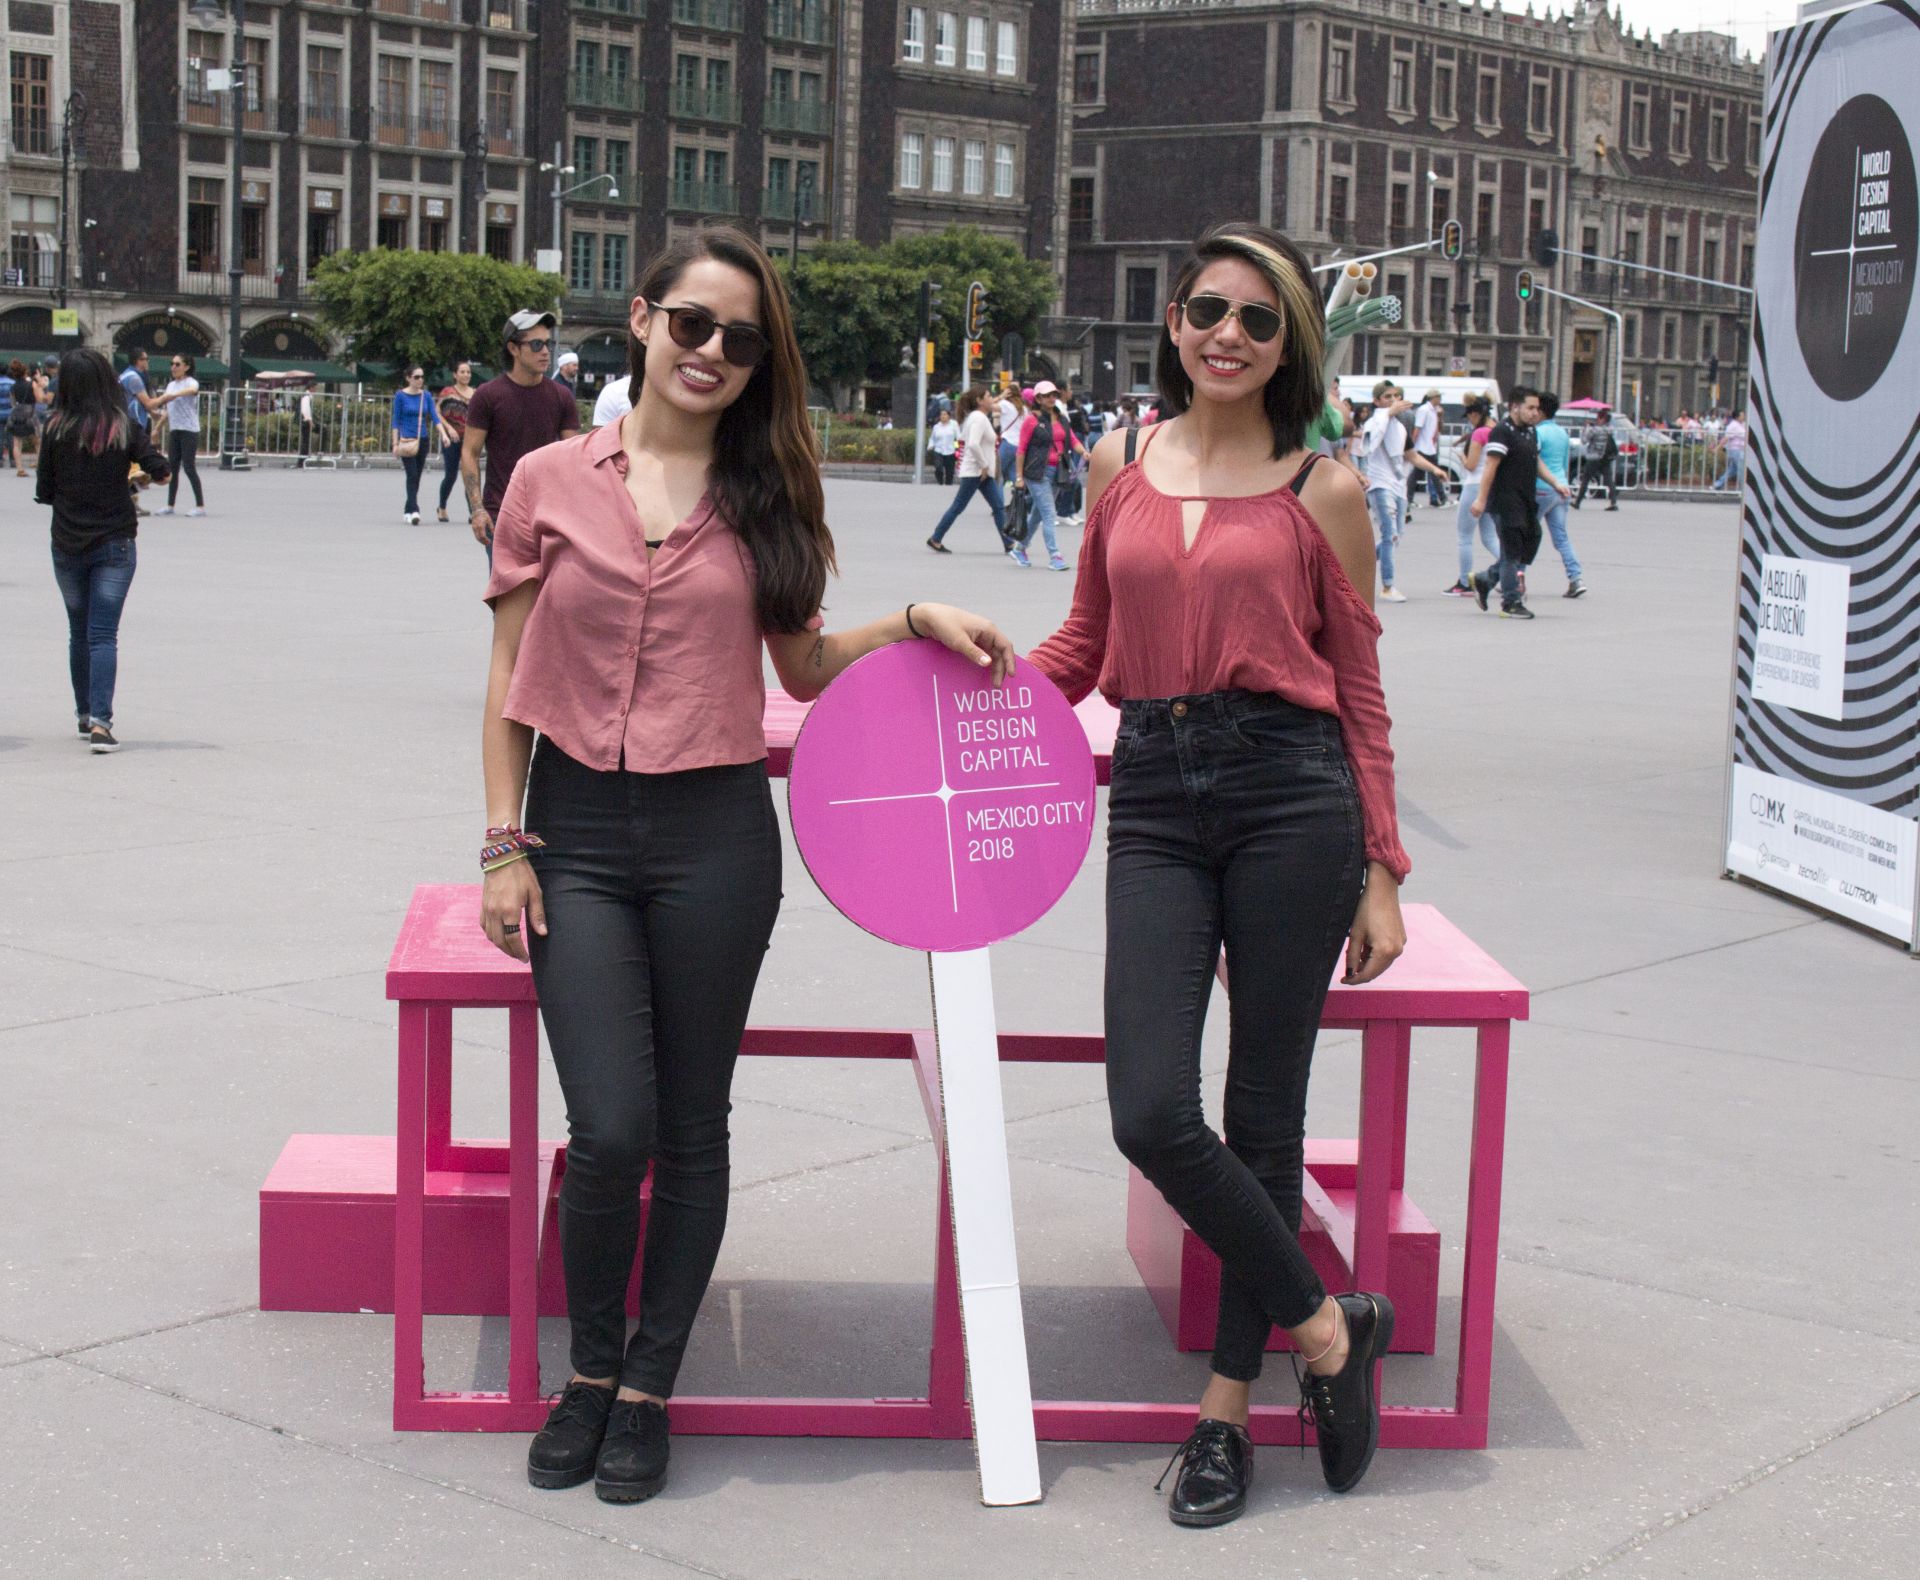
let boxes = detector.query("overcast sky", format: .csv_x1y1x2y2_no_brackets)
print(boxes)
1545,0,1800,60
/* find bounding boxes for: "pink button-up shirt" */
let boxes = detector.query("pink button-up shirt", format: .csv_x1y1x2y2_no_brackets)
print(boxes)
483,421,768,775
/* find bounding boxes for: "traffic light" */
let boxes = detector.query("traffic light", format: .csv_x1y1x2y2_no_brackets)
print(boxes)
1515,269,1535,302
1532,229,1559,269
966,280,988,341
1440,219,1463,262
967,339,984,366
918,279,942,337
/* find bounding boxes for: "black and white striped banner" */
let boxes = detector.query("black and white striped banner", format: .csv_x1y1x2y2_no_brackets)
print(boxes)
1726,0,1920,947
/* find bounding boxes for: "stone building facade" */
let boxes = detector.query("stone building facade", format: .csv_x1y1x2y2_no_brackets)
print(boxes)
2,0,1072,383
1056,0,1763,418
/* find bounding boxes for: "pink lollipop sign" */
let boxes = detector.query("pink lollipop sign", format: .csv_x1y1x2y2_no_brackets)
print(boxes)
788,644,1096,952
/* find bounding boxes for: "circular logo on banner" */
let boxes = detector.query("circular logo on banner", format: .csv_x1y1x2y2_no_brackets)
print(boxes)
788,646,1095,953
1793,93,1917,401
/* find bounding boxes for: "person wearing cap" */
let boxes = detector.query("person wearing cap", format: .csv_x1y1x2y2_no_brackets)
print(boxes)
462,310,580,554
554,349,580,397
1010,379,1086,571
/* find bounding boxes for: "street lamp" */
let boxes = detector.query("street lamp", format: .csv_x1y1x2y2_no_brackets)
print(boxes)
58,92,85,310
189,0,248,468
540,151,619,280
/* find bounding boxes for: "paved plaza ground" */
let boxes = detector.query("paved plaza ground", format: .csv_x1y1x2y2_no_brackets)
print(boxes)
2,467,1914,1578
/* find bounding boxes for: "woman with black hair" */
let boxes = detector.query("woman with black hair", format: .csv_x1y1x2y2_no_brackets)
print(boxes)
148,353,205,516
479,225,1012,1505
1030,223,1410,1526
36,348,170,753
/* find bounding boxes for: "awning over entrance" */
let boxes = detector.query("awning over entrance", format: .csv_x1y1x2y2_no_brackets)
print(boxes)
243,357,358,383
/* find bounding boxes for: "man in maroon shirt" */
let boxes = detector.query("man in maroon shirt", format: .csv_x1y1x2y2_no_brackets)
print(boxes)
462,310,581,552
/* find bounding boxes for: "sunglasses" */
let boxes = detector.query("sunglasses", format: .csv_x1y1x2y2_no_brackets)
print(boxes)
649,301,769,369
407,372,425,380
516,337,553,353
1179,293,1283,344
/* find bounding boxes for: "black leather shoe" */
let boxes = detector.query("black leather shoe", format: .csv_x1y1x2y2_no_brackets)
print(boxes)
526,1380,614,1490
1155,1418,1252,1527
595,1398,670,1503
1299,1292,1395,1494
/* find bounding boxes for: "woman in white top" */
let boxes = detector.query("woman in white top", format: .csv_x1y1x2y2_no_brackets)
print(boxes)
144,354,205,515
925,386,1008,553
928,409,959,485
1448,393,1497,595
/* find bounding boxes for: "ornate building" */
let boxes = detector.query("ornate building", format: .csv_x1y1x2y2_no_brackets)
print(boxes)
1055,0,1763,418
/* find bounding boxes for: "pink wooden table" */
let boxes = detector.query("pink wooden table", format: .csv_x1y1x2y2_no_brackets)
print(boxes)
271,694,1527,1448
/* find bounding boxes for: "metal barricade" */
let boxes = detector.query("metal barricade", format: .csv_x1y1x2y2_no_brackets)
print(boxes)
200,385,455,470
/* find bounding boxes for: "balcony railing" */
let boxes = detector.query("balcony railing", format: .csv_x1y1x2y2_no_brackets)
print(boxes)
670,84,741,123
767,3,832,44
564,289,637,319
569,71,646,113
8,119,52,156
181,93,283,134
374,112,455,151
483,124,526,157
672,0,744,30
669,178,739,213
181,268,280,301
372,0,459,20
301,101,350,139
575,0,644,14
762,187,824,223
764,97,831,136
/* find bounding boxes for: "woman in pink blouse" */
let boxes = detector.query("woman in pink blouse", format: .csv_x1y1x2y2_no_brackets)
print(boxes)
479,226,1011,1505
1028,223,1408,1526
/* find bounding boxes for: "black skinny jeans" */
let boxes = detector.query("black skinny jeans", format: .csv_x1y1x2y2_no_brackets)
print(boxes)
1105,691,1364,1382
524,741,783,1396
167,431,203,507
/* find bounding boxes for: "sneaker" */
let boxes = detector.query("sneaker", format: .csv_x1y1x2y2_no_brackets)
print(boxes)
527,1381,614,1491
154,506,175,516
1500,602,1536,620
187,508,206,518
594,1398,670,1504
1565,579,1587,599
1444,581,1473,597
1471,573,1491,612
926,536,952,554
1156,1418,1251,1528
89,725,120,754
1008,546,1031,567
1379,587,1407,603
1048,553,1070,572
1298,1293,1396,1493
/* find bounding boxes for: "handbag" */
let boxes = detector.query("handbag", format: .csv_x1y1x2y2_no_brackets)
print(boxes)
1005,486,1032,545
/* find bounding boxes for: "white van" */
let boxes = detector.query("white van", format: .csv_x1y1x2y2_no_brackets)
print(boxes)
1335,374,1503,427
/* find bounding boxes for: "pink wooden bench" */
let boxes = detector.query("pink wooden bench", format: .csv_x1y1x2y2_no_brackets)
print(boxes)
259,695,1527,1449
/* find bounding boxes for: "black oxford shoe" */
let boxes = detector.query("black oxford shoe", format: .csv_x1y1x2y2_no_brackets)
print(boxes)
526,1380,614,1490
595,1398,671,1504
1157,1417,1253,1527
1299,1292,1396,1494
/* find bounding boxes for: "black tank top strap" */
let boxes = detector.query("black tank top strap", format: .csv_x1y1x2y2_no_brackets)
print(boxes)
1286,452,1324,495
1124,425,1138,465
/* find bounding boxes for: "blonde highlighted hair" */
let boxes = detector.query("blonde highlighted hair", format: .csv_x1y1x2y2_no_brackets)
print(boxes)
1155,222,1327,459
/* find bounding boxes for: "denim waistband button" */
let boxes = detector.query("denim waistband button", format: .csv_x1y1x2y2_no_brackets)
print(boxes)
1171,701,1188,718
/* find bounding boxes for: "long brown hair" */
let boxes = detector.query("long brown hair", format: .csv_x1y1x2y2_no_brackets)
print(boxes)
629,227,834,634
1155,222,1327,459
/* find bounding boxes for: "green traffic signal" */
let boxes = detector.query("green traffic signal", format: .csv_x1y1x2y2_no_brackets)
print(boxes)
1516,268,1535,302
1440,220,1464,262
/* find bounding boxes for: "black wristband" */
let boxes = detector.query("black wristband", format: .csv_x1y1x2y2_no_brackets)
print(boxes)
904,604,923,639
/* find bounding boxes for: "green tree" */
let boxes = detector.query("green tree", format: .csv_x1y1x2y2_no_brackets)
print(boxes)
309,250,563,375
884,227,1058,378
785,242,920,411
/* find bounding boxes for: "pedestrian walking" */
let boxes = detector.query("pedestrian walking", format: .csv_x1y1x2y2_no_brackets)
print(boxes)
1411,390,1446,508
479,224,1012,1506
1011,380,1086,571
1445,393,1500,596
10,359,40,476
928,406,958,485
1358,380,1412,601
461,311,581,555
149,355,206,517
1532,394,1585,598
995,386,1023,483
0,359,15,473
1469,387,1556,619
1710,409,1747,491
1028,222,1406,1527
389,365,446,524
297,387,316,468
926,385,1008,553
553,350,580,398
36,348,171,754
1572,409,1620,511
435,361,477,521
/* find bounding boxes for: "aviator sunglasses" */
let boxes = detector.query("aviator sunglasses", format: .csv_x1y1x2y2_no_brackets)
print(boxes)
648,301,770,369
1179,293,1283,344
